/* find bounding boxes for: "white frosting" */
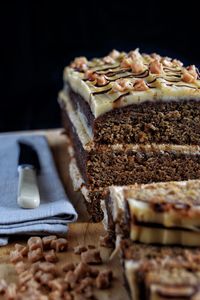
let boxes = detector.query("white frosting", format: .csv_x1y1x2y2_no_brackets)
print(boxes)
128,198,200,229
64,64,200,118
124,260,140,300
109,186,125,221
130,224,200,246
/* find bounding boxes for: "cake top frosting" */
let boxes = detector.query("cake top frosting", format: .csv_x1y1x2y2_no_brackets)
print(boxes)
64,49,200,118
122,180,200,207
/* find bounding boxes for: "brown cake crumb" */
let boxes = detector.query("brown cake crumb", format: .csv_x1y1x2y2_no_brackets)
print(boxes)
81,249,102,265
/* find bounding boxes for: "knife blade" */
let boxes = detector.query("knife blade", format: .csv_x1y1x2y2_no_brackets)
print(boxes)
17,141,41,209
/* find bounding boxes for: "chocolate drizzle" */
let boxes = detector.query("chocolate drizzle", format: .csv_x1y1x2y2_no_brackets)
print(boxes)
113,92,130,102
92,87,112,95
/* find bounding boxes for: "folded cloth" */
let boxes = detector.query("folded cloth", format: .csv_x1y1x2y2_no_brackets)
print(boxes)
0,134,77,245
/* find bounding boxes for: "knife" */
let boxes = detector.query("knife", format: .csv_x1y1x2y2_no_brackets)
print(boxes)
17,141,41,209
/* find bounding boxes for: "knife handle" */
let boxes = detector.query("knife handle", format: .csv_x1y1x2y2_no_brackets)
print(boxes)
17,166,40,209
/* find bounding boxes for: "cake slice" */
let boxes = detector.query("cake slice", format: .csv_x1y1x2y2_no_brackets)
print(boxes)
61,49,200,146
59,49,200,221
121,240,200,300
108,180,200,246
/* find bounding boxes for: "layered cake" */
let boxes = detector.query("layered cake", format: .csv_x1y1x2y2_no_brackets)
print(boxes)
121,240,200,300
108,180,200,246
59,49,200,221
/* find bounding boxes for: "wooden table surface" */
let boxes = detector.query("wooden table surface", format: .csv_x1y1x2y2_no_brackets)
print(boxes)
0,129,129,300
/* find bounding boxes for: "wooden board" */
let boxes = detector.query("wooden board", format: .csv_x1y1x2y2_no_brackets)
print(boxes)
0,129,129,299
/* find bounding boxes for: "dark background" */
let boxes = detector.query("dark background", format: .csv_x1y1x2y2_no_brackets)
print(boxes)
1,1,199,132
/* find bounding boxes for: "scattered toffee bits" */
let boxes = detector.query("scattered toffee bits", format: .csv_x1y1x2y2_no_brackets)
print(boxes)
81,249,102,265
4,236,114,299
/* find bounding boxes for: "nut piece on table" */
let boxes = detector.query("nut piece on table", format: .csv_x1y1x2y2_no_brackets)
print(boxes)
64,271,77,289
14,244,28,256
27,237,43,251
63,263,75,272
44,249,58,263
96,270,113,289
28,248,43,263
10,250,23,264
51,238,68,252
81,249,102,265
74,262,90,280
42,235,57,249
38,262,57,274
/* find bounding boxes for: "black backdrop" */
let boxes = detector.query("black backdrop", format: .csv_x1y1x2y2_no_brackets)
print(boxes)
1,1,200,132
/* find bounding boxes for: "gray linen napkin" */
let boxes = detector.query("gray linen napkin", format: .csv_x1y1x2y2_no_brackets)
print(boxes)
0,134,77,245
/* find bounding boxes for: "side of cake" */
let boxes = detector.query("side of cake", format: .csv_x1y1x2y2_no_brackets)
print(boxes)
122,240,200,300
59,48,200,221
107,180,200,246
61,49,200,145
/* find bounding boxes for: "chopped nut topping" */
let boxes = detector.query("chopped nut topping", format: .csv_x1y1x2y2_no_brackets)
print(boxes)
172,59,183,67
109,49,120,59
149,59,163,74
187,65,198,79
103,55,115,64
81,249,102,265
151,53,161,61
71,57,88,71
134,79,149,91
112,78,133,92
121,49,145,73
85,70,108,85
182,66,197,83
131,60,145,73
120,56,133,69
161,57,173,67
